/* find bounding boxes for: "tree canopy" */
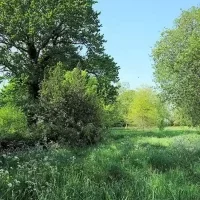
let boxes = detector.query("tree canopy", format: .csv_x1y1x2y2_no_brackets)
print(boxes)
128,87,167,129
0,0,119,102
152,7,200,125
117,89,135,127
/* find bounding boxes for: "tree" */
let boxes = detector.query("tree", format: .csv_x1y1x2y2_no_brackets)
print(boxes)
39,64,105,146
102,84,135,128
0,0,119,112
152,7,200,126
85,53,119,104
171,107,192,126
156,96,169,130
128,87,167,129
117,89,135,127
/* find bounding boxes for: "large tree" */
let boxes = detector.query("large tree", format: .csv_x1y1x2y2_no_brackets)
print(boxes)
152,7,200,125
0,0,119,102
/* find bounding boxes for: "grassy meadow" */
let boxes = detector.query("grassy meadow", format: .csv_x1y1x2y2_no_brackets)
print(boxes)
1,127,200,199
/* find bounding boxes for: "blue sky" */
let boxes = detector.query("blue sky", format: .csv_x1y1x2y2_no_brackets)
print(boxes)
95,0,200,89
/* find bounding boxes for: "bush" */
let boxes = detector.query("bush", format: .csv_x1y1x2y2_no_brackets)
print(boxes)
39,64,105,146
0,105,27,138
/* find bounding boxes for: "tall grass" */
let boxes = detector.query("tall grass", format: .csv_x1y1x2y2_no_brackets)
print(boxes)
1,127,200,199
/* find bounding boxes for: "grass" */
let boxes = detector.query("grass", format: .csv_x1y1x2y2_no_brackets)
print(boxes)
1,127,200,199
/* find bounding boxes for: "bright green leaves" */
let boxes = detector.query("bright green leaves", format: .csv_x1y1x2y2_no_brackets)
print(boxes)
117,89,135,126
152,6,200,126
0,105,27,137
64,67,98,97
128,87,167,129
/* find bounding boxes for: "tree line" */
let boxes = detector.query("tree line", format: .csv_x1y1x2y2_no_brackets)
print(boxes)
0,0,120,147
0,1,199,148
152,6,200,127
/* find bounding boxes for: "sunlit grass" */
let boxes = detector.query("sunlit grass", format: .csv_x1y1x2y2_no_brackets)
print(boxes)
1,127,200,199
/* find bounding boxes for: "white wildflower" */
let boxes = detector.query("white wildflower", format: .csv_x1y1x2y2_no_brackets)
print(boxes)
2,154,6,158
7,183,12,188
4,170,9,175
44,156,48,161
13,156,19,161
14,179,20,185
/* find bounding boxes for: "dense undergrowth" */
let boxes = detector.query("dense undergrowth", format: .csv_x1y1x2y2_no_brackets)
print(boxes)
1,127,200,199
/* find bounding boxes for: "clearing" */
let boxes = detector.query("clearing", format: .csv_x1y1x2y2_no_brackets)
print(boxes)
1,127,200,200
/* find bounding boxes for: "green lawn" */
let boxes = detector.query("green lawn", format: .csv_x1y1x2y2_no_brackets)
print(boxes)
1,127,200,200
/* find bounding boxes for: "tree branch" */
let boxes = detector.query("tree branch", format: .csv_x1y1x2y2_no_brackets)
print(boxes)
39,22,64,51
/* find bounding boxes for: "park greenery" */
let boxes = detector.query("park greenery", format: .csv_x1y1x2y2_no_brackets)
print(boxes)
1,128,200,199
1,1,200,199
152,7,200,126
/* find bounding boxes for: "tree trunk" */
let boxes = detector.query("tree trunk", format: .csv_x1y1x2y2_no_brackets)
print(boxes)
26,81,40,126
28,81,40,99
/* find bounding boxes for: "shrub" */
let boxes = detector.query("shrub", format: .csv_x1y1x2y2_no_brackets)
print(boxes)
39,64,105,146
0,105,27,138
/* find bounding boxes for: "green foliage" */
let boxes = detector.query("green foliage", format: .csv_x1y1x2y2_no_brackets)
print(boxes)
128,87,157,128
101,87,135,128
1,128,200,199
0,82,16,107
102,104,121,127
156,97,170,130
172,108,193,126
0,0,119,107
0,78,30,105
0,105,27,138
85,54,120,103
128,87,168,129
0,78,40,126
148,149,177,172
117,89,135,127
152,6,200,126
39,64,105,146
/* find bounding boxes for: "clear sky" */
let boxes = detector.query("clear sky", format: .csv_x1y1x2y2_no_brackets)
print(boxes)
95,0,200,89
